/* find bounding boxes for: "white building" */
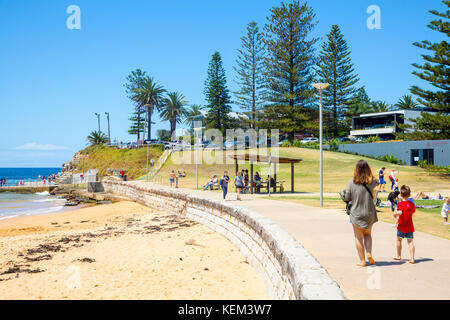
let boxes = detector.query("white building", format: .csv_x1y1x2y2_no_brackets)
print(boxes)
350,109,430,140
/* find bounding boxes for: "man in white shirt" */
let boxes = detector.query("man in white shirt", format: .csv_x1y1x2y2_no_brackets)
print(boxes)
441,197,449,225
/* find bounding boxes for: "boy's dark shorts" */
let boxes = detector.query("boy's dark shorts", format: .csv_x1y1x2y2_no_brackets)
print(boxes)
397,230,414,239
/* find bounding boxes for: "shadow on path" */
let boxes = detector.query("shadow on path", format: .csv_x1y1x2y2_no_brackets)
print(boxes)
374,257,433,267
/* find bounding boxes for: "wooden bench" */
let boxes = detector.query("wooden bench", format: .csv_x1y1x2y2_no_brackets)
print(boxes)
252,181,285,193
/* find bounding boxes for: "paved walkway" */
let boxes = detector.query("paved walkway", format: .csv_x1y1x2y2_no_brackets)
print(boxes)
179,188,450,300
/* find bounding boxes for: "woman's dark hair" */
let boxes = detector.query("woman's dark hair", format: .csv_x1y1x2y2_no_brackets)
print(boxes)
353,160,374,185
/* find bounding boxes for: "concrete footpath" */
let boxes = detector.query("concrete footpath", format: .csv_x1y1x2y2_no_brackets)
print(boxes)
181,188,450,300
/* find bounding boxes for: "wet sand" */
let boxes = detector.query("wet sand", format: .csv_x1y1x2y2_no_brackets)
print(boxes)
0,201,268,299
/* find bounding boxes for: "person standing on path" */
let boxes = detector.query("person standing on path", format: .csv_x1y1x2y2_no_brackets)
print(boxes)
390,169,398,191
234,171,244,201
344,160,379,267
220,171,230,200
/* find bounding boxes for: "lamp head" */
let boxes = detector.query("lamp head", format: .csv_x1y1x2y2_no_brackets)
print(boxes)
312,83,330,91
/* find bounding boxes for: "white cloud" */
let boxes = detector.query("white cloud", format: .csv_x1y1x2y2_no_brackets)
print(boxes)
15,142,69,151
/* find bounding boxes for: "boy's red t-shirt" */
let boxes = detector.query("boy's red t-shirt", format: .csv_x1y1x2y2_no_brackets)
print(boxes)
397,200,415,233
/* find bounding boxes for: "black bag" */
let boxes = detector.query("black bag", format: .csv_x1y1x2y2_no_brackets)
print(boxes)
339,190,352,215
345,202,352,215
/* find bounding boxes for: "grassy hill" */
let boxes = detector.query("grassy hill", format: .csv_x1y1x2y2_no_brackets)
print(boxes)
152,147,450,194
152,147,450,239
75,144,164,180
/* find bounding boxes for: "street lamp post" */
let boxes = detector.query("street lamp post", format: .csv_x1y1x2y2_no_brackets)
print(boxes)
105,112,111,145
312,83,330,208
145,106,156,182
193,124,205,190
94,113,101,132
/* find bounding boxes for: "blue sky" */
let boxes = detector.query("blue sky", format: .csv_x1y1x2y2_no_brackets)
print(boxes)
0,0,444,167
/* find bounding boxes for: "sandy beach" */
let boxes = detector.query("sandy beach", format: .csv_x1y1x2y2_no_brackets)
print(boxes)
0,201,268,299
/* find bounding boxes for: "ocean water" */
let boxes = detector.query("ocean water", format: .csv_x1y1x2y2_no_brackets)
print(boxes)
0,168,66,220
0,167,60,186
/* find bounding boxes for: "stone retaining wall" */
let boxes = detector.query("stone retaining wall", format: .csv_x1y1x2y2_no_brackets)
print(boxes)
102,179,345,300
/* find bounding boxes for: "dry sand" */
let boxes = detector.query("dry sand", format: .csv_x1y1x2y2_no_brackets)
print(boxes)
0,201,268,299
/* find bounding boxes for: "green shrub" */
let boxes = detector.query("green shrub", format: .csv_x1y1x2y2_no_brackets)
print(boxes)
293,140,302,148
281,141,291,147
151,144,165,152
329,138,339,151
377,154,400,164
367,136,379,143
418,160,428,168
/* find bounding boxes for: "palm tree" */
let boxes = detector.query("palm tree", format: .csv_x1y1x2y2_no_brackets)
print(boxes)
370,101,394,113
395,95,419,109
160,92,188,139
87,131,108,145
184,104,205,134
184,104,204,124
133,76,166,140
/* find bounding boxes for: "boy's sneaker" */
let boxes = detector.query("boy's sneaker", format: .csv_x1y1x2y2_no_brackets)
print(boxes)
445,222,449,226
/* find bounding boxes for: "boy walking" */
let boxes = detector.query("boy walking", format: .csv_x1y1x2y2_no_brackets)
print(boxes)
393,185,415,264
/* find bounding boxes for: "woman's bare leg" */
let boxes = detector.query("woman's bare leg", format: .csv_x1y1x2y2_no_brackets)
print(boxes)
352,225,366,266
363,226,375,264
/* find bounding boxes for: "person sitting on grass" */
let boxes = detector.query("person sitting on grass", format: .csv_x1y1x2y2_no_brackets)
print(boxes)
203,174,218,191
393,185,416,264
415,192,430,200
441,197,449,226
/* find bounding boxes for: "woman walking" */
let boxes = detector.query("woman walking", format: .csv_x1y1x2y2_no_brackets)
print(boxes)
234,171,244,201
343,160,379,267
220,171,230,200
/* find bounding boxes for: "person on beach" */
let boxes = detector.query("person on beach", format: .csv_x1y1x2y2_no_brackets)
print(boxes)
169,170,175,188
343,160,379,267
220,171,230,200
378,167,386,192
441,197,449,225
393,185,416,264
234,171,244,201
